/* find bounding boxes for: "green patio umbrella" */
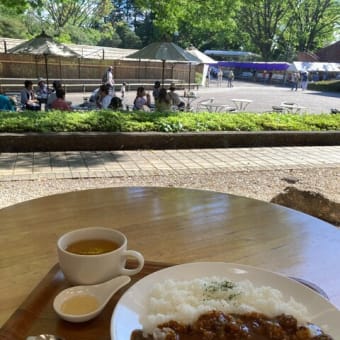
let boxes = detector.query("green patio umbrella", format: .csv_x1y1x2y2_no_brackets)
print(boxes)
8,31,79,87
125,42,201,86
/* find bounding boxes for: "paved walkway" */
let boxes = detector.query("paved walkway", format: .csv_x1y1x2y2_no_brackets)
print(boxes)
1,146,339,182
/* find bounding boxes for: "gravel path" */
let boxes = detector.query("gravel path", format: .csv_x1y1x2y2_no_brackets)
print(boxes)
1,167,339,212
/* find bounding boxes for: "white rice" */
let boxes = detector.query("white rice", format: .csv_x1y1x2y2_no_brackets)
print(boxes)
140,276,311,334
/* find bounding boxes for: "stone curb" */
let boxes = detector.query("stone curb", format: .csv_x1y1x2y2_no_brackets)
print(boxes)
0,131,339,152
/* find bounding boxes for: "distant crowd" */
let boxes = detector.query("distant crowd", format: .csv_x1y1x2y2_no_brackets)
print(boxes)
0,65,187,112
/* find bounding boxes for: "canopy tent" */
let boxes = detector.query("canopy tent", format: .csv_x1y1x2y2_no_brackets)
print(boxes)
186,46,217,64
126,42,201,87
8,31,80,86
214,61,290,71
205,50,261,61
287,61,340,72
186,46,217,86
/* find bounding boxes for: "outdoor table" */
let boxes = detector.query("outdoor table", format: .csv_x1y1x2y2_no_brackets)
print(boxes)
182,94,199,110
280,102,307,114
232,98,253,111
0,186,339,337
199,102,236,112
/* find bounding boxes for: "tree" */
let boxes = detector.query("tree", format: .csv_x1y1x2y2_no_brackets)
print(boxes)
115,22,142,48
237,0,291,60
286,0,340,52
135,0,240,49
0,0,28,14
0,4,28,37
237,0,340,60
109,0,145,28
27,0,113,34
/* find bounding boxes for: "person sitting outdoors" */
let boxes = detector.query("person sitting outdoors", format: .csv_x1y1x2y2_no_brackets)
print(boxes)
168,84,185,111
108,96,123,110
36,78,49,101
47,80,62,109
20,80,40,110
98,84,113,109
0,88,16,111
133,87,151,111
51,88,72,111
155,88,171,112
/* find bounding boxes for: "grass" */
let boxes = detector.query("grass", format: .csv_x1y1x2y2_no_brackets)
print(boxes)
0,109,339,133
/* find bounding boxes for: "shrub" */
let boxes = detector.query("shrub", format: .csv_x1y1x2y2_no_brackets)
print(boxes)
0,109,339,133
308,80,340,92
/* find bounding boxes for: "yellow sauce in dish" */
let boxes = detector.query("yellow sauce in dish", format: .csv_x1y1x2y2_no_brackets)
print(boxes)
61,294,99,315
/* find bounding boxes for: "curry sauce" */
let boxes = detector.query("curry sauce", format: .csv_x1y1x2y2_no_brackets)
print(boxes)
131,310,333,339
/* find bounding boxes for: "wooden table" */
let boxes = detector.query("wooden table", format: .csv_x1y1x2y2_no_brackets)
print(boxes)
1,186,339,330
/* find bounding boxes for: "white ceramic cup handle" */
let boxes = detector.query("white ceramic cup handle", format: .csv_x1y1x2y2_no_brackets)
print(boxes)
120,250,144,275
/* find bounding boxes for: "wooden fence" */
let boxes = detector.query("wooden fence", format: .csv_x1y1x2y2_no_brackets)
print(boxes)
0,53,201,92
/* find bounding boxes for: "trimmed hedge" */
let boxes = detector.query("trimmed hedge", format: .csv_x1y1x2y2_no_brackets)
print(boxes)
0,110,339,133
308,80,340,92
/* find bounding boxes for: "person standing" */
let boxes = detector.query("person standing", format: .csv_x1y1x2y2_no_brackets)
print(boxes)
290,72,299,91
301,71,309,91
121,82,126,98
102,66,115,95
227,69,234,88
152,81,161,103
217,67,223,87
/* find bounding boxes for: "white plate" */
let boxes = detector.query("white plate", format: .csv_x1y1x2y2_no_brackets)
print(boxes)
111,262,339,339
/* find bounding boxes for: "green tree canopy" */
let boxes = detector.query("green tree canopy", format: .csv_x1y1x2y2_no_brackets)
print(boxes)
0,0,339,58
286,0,340,52
237,0,339,60
27,0,113,33
0,0,28,14
135,0,240,49
0,4,28,38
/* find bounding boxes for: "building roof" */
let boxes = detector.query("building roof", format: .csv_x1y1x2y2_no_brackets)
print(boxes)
316,40,340,63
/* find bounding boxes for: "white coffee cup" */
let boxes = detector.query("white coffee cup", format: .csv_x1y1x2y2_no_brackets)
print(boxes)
57,227,144,285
